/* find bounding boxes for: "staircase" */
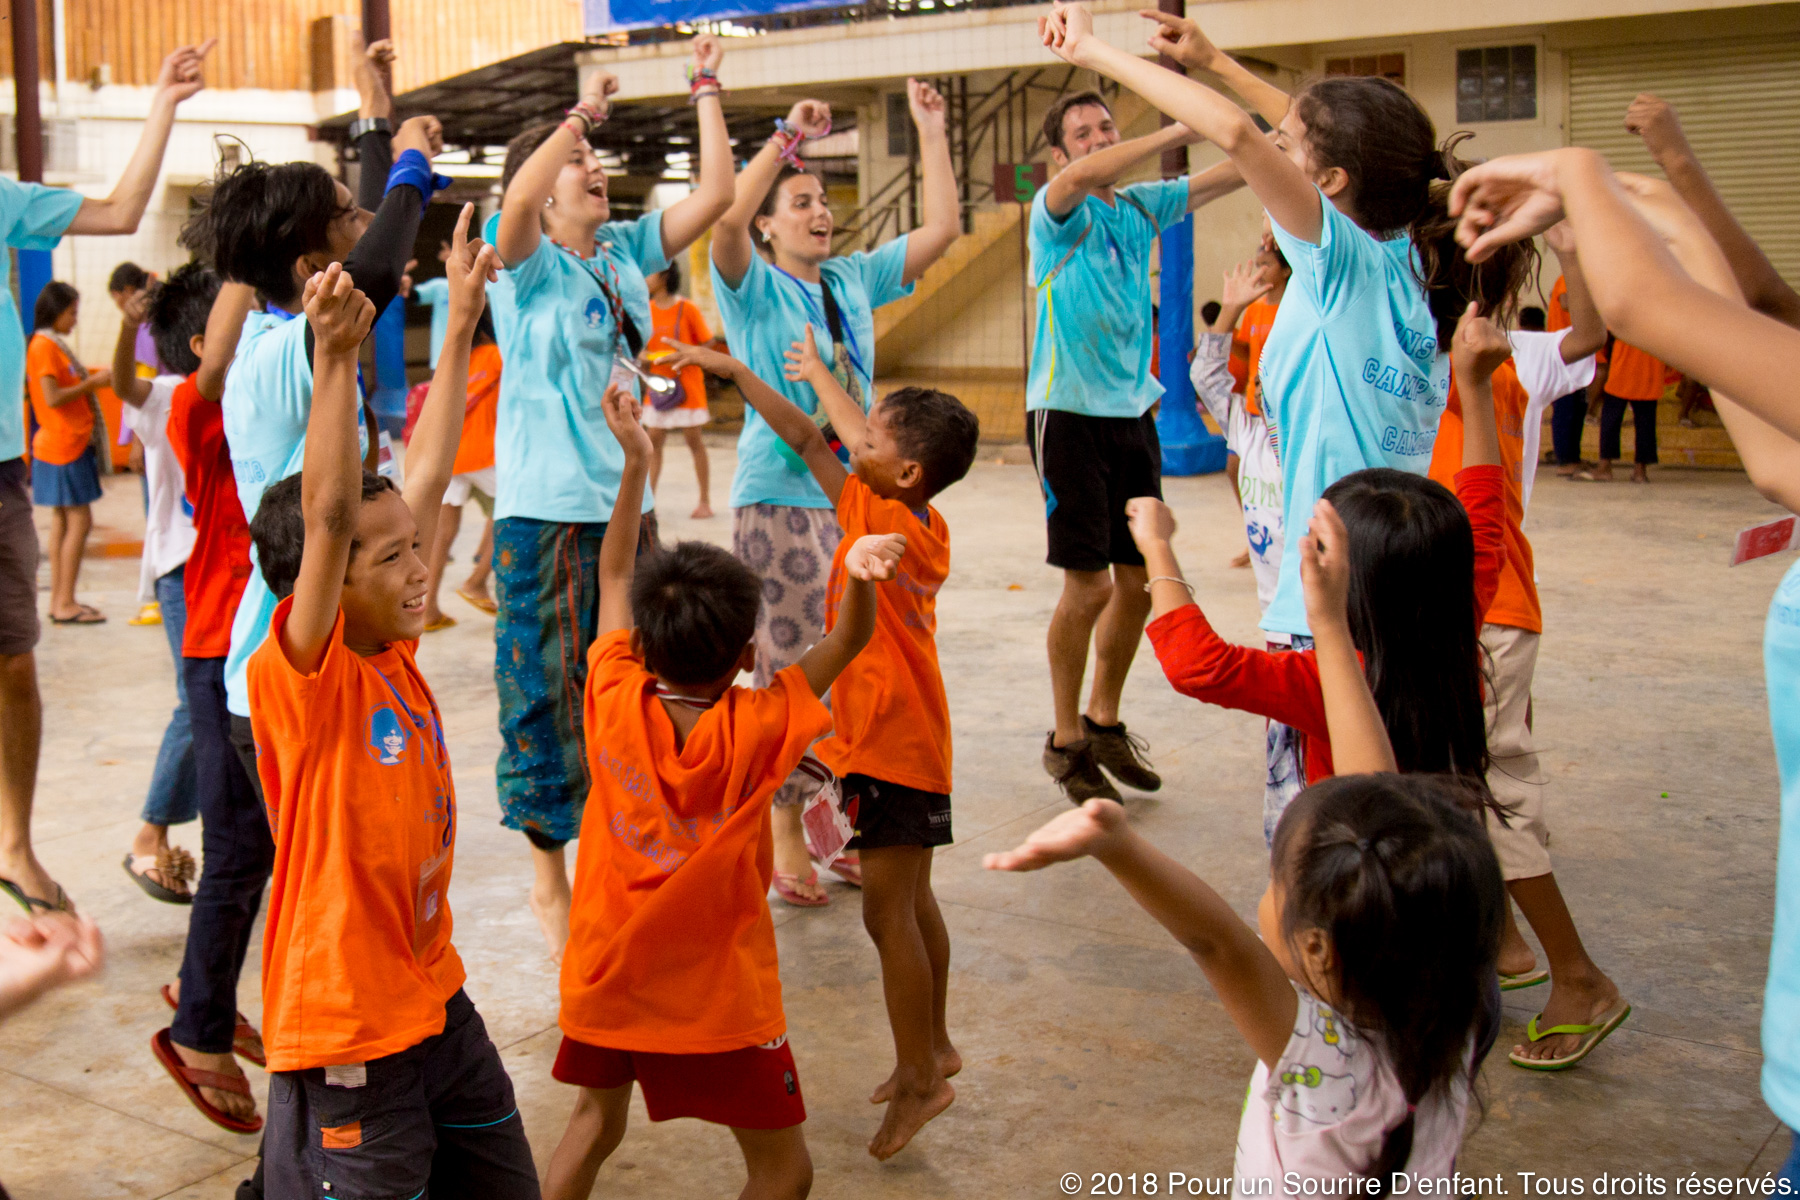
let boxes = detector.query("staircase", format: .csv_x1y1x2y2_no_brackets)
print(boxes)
1537,395,1743,470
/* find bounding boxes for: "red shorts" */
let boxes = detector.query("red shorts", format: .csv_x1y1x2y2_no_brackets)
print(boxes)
552,1035,806,1130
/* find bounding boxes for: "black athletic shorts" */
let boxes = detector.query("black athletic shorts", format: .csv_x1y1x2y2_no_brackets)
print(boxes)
843,773,953,850
1027,408,1163,572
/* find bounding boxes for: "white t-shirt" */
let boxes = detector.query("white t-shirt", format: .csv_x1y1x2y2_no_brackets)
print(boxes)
121,375,196,602
1507,329,1596,521
1233,988,1469,1198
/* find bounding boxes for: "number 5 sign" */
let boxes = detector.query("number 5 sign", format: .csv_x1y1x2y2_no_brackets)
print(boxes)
994,161,1048,204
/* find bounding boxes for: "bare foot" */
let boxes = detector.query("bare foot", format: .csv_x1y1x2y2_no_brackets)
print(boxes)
1510,973,1623,1063
1631,466,1650,483
1555,464,1580,477
529,885,571,962
691,502,715,519
868,1076,955,1160
771,806,820,901
1228,549,1250,569
871,1047,962,1104
174,1042,258,1123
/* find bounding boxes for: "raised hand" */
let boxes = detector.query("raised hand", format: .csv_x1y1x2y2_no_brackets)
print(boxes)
1220,258,1273,310
844,533,906,582
582,70,621,118
1452,302,1512,380
154,39,216,104
602,383,651,465
1124,496,1177,548
691,33,723,73
663,338,737,378
1140,9,1218,71
393,114,444,160
1542,219,1577,258
1299,498,1351,635
785,99,832,140
303,264,376,356
1624,93,1690,165
443,203,498,319
983,798,1127,872
1449,151,1567,263
783,324,831,385
908,78,947,138
1039,2,1094,64
120,289,152,327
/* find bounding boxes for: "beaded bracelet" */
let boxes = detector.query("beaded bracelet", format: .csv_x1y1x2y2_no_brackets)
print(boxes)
770,120,805,169
564,98,608,137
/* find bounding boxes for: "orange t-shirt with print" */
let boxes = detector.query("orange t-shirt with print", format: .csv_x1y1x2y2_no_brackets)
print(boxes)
249,599,464,1072
452,342,501,475
646,297,712,413
814,474,953,794
1239,298,1280,417
1546,276,1570,333
26,333,91,465
560,632,831,1054
1601,339,1669,401
1428,362,1541,633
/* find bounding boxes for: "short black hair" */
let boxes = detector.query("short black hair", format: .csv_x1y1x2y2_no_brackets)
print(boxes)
146,261,220,376
180,159,348,305
878,386,980,498
108,262,149,294
1043,90,1111,154
1518,305,1547,331
629,541,761,686
33,281,78,331
1201,300,1222,326
655,256,682,295
251,469,398,601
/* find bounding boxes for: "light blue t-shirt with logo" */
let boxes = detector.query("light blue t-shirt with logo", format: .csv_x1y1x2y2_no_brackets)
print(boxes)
483,211,665,524
0,180,83,462
1764,558,1800,1131
1258,193,1448,639
413,276,451,368
221,311,368,716
712,236,913,510
1025,177,1189,419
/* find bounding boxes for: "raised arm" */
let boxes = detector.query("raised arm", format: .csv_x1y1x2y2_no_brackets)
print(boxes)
711,100,832,288
797,534,902,698
195,283,256,402
111,291,153,407
1626,94,1800,328
351,35,397,212
666,338,849,503
984,799,1298,1068
1544,224,1605,363
784,324,866,445
1042,4,1321,242
658,37,733,259
1187,158,1246,213
495,71,619,267
1043,123,1195,219
902,79,961,285
281,266,376,674
68,41,215,236
596,385,653,637
1452,305,1507,471
1141,10,1290,128
400,205,496,545
1300,499,1394,776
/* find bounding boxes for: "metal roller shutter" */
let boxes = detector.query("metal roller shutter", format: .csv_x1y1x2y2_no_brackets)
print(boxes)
1568,35,1800,283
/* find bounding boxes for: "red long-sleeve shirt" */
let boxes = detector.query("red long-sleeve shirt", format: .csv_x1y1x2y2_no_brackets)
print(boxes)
1146,465,1506,785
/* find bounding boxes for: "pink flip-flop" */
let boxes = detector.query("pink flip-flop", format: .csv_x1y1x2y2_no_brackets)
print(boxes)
827,855,863,888
772,869,830,907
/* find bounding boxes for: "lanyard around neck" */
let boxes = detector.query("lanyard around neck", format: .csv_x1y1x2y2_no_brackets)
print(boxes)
550,236,643,356
770,263,866,381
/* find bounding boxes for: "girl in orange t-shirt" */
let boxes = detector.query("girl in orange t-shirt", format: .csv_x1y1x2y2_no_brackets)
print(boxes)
641,260,720,519
26,282,113,624
1586,335,1670,484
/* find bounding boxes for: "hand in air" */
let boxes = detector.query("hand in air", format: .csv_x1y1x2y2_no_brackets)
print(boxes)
120,289,152,327
783,325,830,384
363,37,397,72
1299,498,1352,636
1448,152,1567,263
1220,258,1273,310
1039,3,1095,64
0,912,104,1015
983,798,1127,872
303,263,377,356
844,533,906,582
602,383,652,464
690,33,723,73
1624,93,1689,163
1124,496,1177,548
583,71,621,118
786,99,832,140
1452,302,1512,381
393,115,444,160
154,38,216,103
663,338,735,378
1140,9,1218,71
908,78,947,137
443,203,499,318
1541,219,1577,257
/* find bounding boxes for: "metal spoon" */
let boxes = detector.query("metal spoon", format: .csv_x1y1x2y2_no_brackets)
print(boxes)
614,354,677,395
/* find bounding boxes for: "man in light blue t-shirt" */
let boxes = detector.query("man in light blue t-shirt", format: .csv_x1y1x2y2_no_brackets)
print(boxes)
1026,90,1241,808
0,40,214,917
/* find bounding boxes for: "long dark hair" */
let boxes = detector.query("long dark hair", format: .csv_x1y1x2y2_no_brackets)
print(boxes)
33,281,78,331
1272,773,1505,1191
1292,76,1536,347
754,165,826,250
1322,468,1490,788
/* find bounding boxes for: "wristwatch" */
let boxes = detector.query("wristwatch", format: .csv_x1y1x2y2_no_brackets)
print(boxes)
347,116,392,142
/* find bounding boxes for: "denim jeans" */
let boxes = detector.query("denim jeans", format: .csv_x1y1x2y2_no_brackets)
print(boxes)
141,566,198,827
170,656,274,1055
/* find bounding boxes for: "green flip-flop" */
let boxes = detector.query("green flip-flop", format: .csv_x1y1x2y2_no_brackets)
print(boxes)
0,875,73,915
1508,1000,1632,1071
1499,968,1549,991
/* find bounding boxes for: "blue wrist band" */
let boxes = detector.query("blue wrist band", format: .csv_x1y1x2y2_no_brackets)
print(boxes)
385,149,451,212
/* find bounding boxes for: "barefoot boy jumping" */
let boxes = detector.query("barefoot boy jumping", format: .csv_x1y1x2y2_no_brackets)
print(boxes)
667,328,980,1160
544,383,901,1199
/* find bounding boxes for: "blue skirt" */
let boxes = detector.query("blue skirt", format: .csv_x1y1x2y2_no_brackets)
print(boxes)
32,446,101,507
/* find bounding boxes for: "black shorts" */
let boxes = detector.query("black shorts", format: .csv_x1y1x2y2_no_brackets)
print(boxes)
843,773,953,850
1027,409,1163,572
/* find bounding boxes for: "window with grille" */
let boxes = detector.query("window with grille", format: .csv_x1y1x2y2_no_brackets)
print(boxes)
886,92,916,158
1457,45,1538,122
1323,53,1406,86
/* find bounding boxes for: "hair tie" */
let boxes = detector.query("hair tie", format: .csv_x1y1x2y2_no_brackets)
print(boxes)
1406,1103,1417,1115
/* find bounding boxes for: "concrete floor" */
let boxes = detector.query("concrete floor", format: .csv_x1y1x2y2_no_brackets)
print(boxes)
0,445,1792,1197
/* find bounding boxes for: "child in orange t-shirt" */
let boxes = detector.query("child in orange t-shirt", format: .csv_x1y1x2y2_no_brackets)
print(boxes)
642,257,721,518
1589,335,1671,483
422,314,501,629
244,217,539,1198
666,325,981,1162
27,283,114,624
542,382,894,1200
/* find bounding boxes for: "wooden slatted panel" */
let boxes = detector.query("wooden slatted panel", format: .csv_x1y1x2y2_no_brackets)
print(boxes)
1569,34,1800,283
389,0,584,93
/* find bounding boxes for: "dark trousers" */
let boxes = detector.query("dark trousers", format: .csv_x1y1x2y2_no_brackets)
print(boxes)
1549,390,1589,466
1598,394,1659,465
171,659,275,1054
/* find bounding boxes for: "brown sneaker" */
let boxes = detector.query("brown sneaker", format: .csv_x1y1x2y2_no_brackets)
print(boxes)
1043,734,1121,805
1083,716,1162,792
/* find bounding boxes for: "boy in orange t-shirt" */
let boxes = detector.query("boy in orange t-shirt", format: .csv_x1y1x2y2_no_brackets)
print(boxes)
667,326,981,1161
543,382,894,1200
245,218,538,1198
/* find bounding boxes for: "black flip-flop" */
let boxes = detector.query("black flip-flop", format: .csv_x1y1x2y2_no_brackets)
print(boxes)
0,874,73,914
49,605,106,625
123,854,193,905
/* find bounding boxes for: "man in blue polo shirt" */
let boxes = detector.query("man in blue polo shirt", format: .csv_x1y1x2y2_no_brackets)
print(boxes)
1026,90,1242,805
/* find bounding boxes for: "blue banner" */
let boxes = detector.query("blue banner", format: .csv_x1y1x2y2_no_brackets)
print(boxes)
1155,215,1226,476
587,0,848,31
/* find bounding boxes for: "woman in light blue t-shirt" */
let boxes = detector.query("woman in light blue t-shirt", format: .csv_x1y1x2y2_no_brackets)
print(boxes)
708,81,960,904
